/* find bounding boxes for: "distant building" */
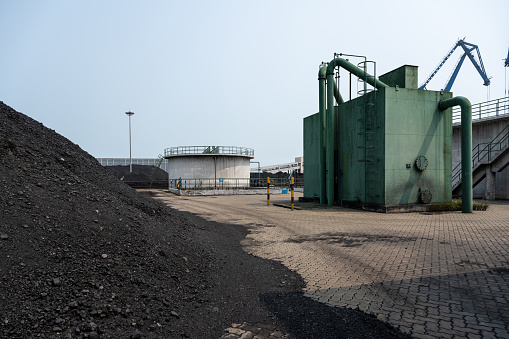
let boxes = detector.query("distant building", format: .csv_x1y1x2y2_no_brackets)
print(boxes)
254,156,303,174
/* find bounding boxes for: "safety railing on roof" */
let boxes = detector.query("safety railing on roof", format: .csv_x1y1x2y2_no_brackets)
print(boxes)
452,97,509,124
452,124,509,186
164,146,254,157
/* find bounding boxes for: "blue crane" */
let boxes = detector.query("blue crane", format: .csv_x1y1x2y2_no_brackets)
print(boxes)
419,39,490,92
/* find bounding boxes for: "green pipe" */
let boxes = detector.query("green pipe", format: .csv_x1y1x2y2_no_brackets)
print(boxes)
319,66,344,205
324,58,388,206
439,96,472,213
318,67,327,204
327,58,389,91
333,82,344,105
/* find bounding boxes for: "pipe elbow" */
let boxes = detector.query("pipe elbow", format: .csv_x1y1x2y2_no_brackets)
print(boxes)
327,57,389,89
438,96,471,111
326,59,342,75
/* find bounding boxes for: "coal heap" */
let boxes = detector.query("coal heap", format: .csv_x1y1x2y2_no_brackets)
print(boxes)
0,102,412,339
105,165,168,182
0,102,217,338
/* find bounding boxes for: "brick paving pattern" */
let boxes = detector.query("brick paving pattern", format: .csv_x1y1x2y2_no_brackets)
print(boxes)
150,191,509,339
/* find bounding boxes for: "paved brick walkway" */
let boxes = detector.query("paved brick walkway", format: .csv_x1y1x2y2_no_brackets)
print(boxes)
149,190,509,339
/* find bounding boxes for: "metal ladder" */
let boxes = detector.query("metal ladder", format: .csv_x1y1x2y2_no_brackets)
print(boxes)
357,61,378,204
149,154,165,189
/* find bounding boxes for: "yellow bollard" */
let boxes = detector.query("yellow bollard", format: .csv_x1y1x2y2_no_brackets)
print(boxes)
267,177,270,205
291,176,295,211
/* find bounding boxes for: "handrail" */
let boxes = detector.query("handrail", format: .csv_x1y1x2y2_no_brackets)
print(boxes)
473,125,509,165
452,124,509,186
452,97,509,124
164,146,254,157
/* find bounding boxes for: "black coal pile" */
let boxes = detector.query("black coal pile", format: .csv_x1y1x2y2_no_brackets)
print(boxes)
0,102,221,338
0,101,412,339
105,165,168,182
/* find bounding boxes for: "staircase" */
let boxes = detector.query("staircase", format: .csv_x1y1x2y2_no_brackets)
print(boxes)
452,124,509,195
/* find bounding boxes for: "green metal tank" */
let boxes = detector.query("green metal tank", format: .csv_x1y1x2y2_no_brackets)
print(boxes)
304,64,454,208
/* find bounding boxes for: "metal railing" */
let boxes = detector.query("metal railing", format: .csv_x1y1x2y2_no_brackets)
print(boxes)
169,177,304,190
251,178,304,188
452,124,509,186
96,157,169,172
164,146,254,157
452,97,509,124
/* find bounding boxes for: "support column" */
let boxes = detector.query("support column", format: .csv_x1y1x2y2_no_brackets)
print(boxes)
485,165,496,200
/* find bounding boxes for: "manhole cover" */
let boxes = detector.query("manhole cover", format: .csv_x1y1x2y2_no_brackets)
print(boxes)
415,155,428,171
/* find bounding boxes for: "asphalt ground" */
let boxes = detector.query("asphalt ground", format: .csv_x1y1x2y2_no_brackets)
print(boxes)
148,190,509,339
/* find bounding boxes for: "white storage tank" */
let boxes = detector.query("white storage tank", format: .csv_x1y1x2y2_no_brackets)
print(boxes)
164,146,254,189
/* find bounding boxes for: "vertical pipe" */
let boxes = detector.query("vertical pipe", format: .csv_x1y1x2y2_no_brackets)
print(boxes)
125,111,135,173
318,67,327,204
129,115,132,173
439,96,472,213
349,73,352,101
326,70,336,206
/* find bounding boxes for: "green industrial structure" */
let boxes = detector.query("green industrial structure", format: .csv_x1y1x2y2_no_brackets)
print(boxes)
303,56,473,212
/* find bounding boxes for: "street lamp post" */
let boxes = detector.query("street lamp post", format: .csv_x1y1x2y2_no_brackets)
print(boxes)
125,111,134,173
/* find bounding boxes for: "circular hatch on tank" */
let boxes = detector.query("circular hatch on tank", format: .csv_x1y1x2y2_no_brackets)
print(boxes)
415,155,428,171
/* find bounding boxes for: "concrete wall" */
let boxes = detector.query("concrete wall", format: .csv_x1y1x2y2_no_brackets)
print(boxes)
167,155,251,187
453,116,509,199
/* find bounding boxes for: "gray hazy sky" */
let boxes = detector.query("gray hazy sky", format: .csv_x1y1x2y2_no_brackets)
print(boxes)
1,0,508,166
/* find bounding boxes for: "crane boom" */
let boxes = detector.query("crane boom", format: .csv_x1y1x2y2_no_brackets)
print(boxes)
419,39,490,92
419,41,459,90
